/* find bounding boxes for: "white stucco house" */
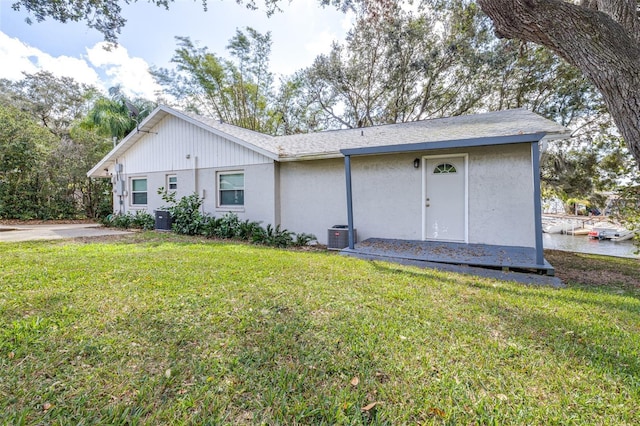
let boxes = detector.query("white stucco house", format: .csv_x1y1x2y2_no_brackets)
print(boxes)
88,106,568,270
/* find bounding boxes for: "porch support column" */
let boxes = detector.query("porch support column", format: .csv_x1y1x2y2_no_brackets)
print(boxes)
531,141,544,266
345,154,355,249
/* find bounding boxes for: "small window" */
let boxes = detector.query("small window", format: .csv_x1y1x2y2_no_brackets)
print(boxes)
167,175,177,191
433,163,457,174
218,172,244,207
131,178,147,205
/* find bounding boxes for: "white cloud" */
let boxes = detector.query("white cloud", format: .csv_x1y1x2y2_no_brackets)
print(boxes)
0,31,102,87
0,32,160,100
34,53,102,87
85,42,162,99
265,0,351,76
300,10,353,69
0,32,39,80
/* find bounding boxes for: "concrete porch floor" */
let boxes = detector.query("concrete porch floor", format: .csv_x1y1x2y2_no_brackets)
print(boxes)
342,238,562,287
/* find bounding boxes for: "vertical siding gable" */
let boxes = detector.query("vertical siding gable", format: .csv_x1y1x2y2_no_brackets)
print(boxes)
121,115,272,173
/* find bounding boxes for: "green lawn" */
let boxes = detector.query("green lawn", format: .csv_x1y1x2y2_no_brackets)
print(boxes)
1,233,639,424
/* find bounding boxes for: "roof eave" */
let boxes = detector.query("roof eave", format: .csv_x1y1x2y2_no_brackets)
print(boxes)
340,132,550,157
87,105,279,178
87,105,169,178
277,152,344,162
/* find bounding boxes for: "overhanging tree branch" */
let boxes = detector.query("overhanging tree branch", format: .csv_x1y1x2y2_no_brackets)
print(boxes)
478,0,640,164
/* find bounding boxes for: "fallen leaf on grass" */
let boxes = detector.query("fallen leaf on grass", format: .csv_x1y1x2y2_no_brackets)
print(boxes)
43,402,53,411
165,369,172,378
361,401,382,412
350,376,360,386
428,407,445,418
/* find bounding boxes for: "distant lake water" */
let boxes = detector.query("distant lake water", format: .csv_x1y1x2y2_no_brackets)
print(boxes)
543,233,639,259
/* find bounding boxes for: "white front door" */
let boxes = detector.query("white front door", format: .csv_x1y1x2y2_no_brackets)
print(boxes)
423,155,467,242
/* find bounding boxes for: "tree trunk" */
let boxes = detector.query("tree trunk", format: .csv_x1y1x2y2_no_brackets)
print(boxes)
478,0,640,166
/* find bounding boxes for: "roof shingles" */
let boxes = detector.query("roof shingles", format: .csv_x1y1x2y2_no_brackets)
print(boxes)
271,109,568,159
181,108,568,160
88,106,568,177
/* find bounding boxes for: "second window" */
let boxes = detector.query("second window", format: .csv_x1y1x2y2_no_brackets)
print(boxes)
218,172,244,207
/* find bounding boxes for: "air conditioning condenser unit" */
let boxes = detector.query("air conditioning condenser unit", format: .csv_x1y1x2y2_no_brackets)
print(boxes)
327,225,356,250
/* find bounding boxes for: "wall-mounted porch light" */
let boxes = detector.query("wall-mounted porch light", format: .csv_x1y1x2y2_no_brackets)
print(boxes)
413,158,421,168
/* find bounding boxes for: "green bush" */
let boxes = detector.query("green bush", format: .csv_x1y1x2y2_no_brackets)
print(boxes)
156,191,317,248
293,233,317,247
236,219,264,240
103,213,131,229
214,212,241,239
131,211,155,230
102,211,154,230
167,193,206,236
201,214,263,241
252,224,294,248
201,216,221,238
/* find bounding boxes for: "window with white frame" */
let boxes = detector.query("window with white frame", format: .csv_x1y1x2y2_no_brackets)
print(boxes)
167,174,177,191
131,178,148,205
218,171,244,207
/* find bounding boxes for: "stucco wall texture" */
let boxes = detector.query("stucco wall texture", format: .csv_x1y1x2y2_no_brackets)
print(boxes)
278,144,534,247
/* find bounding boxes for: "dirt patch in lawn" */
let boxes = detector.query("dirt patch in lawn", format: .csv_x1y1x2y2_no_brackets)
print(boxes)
545,249,639,290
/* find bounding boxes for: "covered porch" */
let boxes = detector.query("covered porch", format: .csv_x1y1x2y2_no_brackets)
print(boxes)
341,134,550,270
342,237,556,277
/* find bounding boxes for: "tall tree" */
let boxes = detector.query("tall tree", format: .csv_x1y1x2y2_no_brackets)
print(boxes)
0,72,116,218
482,41,601,126
10,0,640,165
271,72,326,134
11,0,640,164
300,2,497,128
152,28,277,133
0,104,56,218
4,71,96,138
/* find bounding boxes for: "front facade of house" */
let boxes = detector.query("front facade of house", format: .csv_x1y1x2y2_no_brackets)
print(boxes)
88,106,567,256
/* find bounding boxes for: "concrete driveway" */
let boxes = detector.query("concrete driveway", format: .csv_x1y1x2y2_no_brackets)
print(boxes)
0,223,132,242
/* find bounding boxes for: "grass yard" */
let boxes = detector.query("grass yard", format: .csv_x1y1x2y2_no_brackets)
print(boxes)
1,233,639,425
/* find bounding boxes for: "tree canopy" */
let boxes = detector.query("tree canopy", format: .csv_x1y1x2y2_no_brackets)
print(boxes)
12,0,640,166
476,0,640,165
298,2,496,128
152,29,278,133
0,73,114,219
5,0,639,225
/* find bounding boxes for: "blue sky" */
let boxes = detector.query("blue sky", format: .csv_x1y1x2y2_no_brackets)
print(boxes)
0,0,352,99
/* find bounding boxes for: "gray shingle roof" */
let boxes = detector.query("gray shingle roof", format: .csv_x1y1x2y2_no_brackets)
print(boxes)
271,109,568,160
88,106,568,177
179,107,568,160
